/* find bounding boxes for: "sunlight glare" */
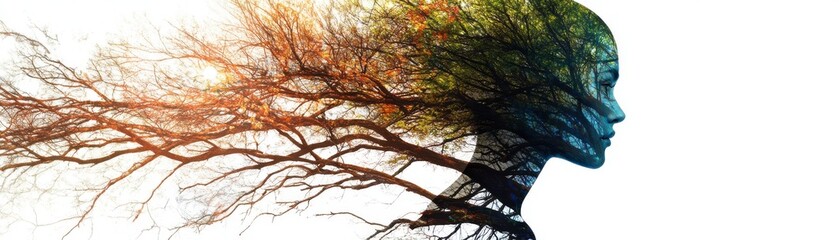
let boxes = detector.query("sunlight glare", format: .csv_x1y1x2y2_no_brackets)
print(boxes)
201,66,221,85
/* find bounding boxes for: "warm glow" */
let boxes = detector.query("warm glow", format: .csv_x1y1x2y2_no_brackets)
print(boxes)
201,66,221,85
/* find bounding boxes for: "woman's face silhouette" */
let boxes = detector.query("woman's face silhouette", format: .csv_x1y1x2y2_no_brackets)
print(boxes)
440,8,623,170
525,57,623,169
579,59,625,168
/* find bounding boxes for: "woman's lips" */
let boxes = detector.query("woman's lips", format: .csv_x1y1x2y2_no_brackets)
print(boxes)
601,131,615,147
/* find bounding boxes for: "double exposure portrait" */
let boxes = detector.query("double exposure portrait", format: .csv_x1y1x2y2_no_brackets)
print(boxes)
1,0,622,239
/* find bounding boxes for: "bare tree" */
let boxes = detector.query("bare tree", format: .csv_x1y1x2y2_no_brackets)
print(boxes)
1,0,621,239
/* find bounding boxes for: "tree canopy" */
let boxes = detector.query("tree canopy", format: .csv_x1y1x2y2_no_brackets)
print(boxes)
1,0,618,239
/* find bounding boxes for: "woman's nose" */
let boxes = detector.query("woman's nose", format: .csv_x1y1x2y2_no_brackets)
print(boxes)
608,102,625,124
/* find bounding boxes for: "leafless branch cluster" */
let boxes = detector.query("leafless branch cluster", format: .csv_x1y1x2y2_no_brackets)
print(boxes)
2,0,618,239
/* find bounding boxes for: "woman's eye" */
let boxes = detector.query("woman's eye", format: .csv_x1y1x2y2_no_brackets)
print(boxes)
598,82,617,100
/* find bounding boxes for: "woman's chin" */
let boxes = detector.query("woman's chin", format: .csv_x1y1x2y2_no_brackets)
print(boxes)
544,140,607,168
564,152,605,169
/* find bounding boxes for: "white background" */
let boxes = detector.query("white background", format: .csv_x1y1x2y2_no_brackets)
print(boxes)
525,0,839,239
3,0,839,239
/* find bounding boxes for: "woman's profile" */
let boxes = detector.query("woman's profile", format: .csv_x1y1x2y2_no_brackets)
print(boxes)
414,0,624,238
